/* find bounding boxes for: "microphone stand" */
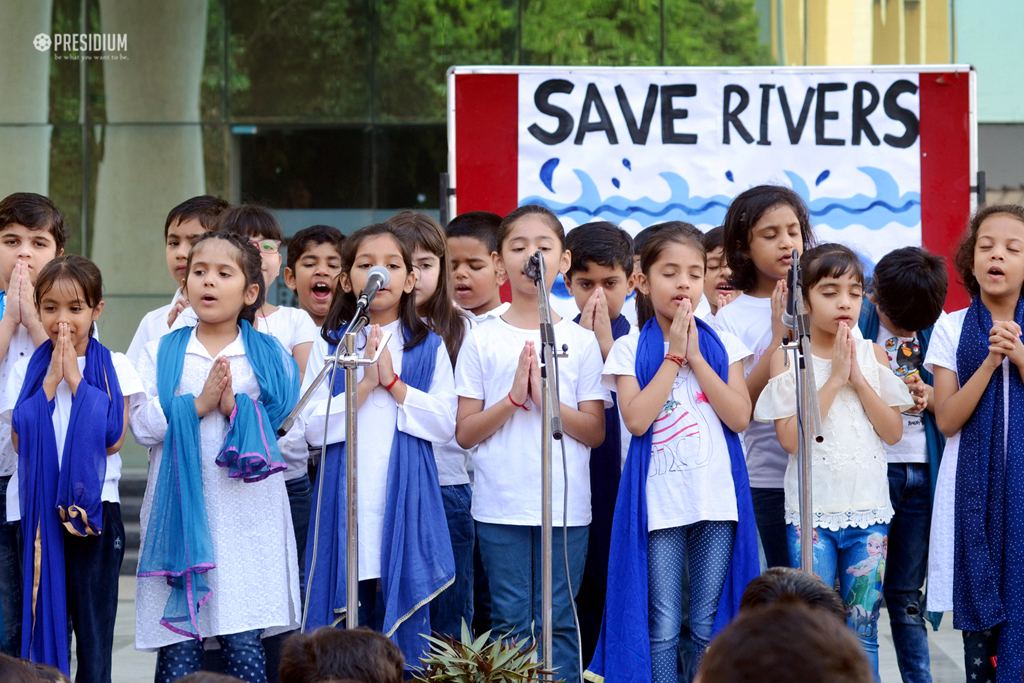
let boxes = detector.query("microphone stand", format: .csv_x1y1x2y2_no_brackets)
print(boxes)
525,251,567,677
299,310,391,632
780,249,824,572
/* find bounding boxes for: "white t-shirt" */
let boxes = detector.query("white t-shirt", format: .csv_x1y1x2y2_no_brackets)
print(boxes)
257,306,319,481
603,330,750,530
1,352,145,521
876,323,928,464
455,316,610,526
126,291,197,367
713,293,788,488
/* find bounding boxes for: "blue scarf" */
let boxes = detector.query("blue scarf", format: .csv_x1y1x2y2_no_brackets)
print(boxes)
585,318,759,683
574,313,631,589
304,329,456,666
954,295,1024,680
138,322,298,639
13,337,124,673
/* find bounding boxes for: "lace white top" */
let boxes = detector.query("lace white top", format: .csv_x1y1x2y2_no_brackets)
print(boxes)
754,337,913,531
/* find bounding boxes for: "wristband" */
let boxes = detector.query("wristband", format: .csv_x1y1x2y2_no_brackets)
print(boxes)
508,391,530,410
665,353,687,367
384,373,400,391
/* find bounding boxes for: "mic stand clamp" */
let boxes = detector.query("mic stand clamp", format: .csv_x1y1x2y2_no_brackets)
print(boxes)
779,250,823,574
302,316,391,632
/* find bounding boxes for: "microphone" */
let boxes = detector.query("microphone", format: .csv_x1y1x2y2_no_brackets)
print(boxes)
355,265,390,311
523,251,543,281
782,249,799,330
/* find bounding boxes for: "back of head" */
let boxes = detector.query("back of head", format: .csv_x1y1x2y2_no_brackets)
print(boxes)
445,211,502,254
217,203,284,242
287,224,344,272
280,627,404,683
173,674,243,683
872,246,947,333
565,221,634,279
0,192,67,254
697,602,873,683
0,653,41,683
164,195,230,239
723,184,813,292
739,566,847,621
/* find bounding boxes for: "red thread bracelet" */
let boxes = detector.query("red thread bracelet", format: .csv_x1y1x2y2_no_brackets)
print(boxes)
508,391,530,410
384,374,400,391
665,353,686,367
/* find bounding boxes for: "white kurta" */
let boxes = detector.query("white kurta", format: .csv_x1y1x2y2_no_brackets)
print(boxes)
130,328,301,650
301,320,457,581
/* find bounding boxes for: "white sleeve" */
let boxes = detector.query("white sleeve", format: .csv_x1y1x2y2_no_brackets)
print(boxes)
397,344,457,443
0,359,29,424
454,329,485,400
602,335,638,393
576,333,613,407
301,339,338,446
720,330,753,365
924,313,958,374
291,308,320,346
127,342,168,447
112,353,147,403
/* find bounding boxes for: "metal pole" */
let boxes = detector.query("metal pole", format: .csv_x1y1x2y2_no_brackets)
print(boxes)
344,331,359,629
795,343,814,571
541,373,553,676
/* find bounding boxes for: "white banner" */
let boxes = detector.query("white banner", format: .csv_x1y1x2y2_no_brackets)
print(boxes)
518,70,922,268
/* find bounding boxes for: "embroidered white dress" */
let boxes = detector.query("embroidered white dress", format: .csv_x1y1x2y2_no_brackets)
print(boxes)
754,338,913,530
130,329,301,650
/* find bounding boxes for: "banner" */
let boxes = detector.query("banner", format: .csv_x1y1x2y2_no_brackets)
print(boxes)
451,66,975,311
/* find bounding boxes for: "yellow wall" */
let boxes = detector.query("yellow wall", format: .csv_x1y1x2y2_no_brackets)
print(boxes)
771,0,950,66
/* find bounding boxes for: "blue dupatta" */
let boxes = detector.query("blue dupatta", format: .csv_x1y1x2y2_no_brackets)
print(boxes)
304,329,456,666
12,337,124,673
953,295,1024,681
584,318,759,683
138,321,298,639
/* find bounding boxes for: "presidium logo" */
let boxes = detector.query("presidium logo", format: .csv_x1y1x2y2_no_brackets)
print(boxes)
33,32,128,60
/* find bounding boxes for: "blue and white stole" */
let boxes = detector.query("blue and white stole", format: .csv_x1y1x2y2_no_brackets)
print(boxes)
137,321,298,639
304,328,455,666
585,318,759,683
13,337,124,673
954,295,1024,681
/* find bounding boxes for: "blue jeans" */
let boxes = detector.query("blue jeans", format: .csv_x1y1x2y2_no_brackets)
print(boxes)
788,522,888,680
885,464,932,683
750,487,788,568
476,522,588,683
648,521,735,683
0,476,21,657
156,629,266,683
430,484,474,638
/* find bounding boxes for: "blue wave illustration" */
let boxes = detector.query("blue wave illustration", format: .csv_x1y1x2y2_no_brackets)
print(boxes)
522,170,734,227
523,166,919,231
786,167,920,230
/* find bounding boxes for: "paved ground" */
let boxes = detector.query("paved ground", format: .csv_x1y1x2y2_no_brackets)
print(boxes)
99,576,965,682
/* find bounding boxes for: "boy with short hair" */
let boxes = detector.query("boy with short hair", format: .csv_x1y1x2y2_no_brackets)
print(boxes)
125,195,228,365
562,221,634,664
446,211,507,320
857,246,947,683
0,192,67,656
283,224,344,327
700,226,737,322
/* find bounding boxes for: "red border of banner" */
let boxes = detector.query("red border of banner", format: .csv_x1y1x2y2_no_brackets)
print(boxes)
454,73,519,216
919,71,972,311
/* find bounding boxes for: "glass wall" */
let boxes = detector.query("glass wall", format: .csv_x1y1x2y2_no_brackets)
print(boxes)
0,0,769,466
